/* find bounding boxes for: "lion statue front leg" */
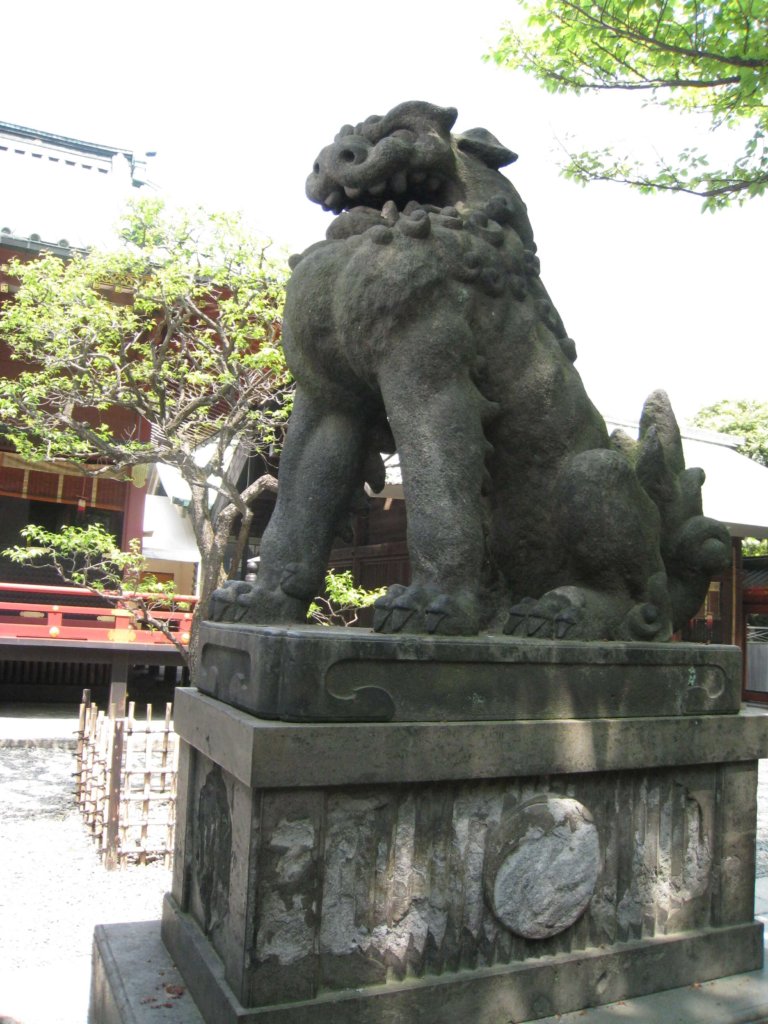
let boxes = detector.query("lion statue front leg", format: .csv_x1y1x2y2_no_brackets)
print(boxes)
210,388,372,625
370,320,493,636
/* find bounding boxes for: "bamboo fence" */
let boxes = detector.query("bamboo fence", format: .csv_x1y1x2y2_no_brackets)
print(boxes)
75,689,178,869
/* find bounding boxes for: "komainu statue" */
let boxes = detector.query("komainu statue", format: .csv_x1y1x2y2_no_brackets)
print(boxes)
211,101,730,640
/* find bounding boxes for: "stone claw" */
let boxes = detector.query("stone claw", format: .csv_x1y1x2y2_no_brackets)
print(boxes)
391,601,421,633
525,612,550,637
209,580,253,622
372,584,409,633
554,608,580,639
389,586,433,634
504,597,538,636
373,586,479,635
424,593,479,636
209,578,310,627
504,593,581,640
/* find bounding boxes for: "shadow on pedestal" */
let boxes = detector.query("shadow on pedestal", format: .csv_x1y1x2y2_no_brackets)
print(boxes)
142,629,768,1023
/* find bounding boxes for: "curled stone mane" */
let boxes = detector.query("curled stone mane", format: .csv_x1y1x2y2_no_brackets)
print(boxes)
211,100,730,642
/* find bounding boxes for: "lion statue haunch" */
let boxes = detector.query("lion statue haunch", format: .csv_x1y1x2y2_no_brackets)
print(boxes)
211,101,730,641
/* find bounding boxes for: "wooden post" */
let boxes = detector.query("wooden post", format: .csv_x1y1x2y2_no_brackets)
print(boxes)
82,704,97,822
86,707,104,834
161,702,174,868
105,716,124,870
108,665,127,718
121,703,136,857
75,689,92,804
139,704,153,865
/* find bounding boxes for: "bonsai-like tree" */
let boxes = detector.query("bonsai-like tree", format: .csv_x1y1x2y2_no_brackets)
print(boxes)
0,198,292,664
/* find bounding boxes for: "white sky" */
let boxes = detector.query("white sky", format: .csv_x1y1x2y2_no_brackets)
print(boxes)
2,0,765,424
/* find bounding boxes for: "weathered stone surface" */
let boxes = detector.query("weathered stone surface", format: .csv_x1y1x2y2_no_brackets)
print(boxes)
715,761,759,927
195,765,232,937
96,915,768,1024
210,100,730,642
197,623,741,721
165,686,768,1022
173,687,768,788
486,795,600,939
162,904,763,1024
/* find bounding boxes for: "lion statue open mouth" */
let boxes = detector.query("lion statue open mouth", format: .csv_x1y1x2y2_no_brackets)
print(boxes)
211,101,729,641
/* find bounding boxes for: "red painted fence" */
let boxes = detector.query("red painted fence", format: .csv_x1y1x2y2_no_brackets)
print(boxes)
0,582,196,645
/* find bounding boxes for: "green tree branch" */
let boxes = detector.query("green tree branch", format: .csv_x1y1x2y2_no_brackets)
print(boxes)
488,0,768,209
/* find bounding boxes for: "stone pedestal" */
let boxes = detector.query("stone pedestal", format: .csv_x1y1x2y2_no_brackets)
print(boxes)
195,623,743,722
161,627,768,1023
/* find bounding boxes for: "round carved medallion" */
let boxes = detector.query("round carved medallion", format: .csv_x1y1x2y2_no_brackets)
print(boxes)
485,794,600,940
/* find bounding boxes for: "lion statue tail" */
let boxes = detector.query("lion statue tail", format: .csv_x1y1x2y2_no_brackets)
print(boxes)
611,390,731,632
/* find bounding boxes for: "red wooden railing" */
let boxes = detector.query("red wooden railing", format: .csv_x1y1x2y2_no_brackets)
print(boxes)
0,582,196,645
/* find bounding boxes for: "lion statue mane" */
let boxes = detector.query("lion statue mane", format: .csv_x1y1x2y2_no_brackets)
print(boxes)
211,101,730,641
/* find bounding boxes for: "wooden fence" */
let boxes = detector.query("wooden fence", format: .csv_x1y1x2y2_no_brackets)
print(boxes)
75,690,178,869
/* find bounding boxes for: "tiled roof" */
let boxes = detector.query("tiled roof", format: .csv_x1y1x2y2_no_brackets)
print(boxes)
0,121,135,162
745,558,768,590
0,121,149,250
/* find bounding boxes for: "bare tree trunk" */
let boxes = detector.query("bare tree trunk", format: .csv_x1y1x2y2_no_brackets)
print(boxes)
183,474,278,676
229,474,279,580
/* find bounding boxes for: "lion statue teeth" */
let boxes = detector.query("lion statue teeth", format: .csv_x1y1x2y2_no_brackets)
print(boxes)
210,101,730,641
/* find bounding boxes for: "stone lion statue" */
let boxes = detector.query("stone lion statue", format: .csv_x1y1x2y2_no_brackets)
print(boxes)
211,101,729,640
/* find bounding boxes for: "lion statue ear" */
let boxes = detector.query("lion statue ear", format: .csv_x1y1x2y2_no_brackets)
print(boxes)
456,128,518,169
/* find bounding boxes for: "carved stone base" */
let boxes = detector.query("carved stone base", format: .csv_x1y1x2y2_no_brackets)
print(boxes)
164,669,768,1023
196,623,742,722
162,899,762,1024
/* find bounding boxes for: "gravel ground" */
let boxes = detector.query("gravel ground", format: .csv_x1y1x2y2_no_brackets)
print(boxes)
1,717,767,1024
0,740,171,1024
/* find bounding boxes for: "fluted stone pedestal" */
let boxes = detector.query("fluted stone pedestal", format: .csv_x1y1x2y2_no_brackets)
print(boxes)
160,626,768,1023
